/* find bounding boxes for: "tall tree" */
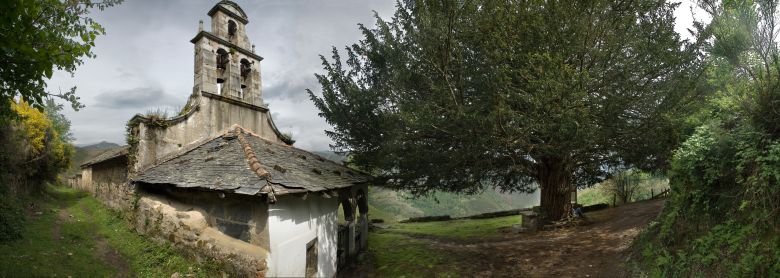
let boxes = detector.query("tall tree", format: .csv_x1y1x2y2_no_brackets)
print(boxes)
701,0,780,138
309,0,701,220
0,0,122,119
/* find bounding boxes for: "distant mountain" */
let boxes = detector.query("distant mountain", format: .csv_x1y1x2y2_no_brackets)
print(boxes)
312,150,347,163
313,150,540,222
66,141,122,176
77,141,120,150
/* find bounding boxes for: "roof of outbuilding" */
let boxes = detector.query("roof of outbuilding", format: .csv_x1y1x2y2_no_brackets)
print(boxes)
81,146,129,168
132,126,370,197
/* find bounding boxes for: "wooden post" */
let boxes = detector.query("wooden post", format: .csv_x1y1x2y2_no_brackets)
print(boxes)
612,194,616,207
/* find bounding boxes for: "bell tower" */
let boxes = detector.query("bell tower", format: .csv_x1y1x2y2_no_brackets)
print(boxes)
191,0,263,106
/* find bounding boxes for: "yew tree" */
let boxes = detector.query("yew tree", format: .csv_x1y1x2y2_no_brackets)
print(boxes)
309,0,700,220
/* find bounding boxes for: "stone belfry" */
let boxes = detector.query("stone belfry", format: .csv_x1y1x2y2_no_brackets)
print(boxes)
191,0,263,106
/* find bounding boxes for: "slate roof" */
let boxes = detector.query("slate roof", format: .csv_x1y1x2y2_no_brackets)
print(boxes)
81,146,129,168
133,126,370,197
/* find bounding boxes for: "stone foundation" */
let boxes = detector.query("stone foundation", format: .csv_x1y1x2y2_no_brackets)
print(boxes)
135,193,269,276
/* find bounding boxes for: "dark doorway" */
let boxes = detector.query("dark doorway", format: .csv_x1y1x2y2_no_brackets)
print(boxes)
305,238,318,277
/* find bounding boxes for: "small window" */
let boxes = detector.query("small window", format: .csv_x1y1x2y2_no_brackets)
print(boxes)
228,20,237,37
305,238,318,278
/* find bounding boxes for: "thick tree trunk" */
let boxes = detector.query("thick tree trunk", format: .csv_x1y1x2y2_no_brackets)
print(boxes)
536,157,572,222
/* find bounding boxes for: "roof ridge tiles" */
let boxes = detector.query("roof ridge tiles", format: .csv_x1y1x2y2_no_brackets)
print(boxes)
234,127,277,203
235,128,271,180
231,125,367,175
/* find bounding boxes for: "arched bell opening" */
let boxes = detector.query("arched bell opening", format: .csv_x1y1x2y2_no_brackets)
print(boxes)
227,20,237,39
216,48,229,70
215,48,229,95
239,58,252,99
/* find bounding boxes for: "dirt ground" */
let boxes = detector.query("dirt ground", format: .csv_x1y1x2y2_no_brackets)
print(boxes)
81,203,133,278
369,199,664,277
46,201,133,277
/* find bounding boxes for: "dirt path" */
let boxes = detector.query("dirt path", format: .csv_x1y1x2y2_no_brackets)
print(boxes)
80,203,134,277
52,209,69,241
403,199,664,277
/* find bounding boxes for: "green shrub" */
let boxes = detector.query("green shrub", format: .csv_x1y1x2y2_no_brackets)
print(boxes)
0,195,25,242
632,122,780,276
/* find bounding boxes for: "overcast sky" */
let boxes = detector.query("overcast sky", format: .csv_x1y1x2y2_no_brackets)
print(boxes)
47,0,702,151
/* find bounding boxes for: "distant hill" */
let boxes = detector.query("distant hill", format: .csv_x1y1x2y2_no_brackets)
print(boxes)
66,141,121,176
77,141,120,150
368,186,540,222
286,151,542,222
311,150,347,163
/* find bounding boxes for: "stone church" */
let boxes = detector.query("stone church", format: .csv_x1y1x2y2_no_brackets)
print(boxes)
74,1,370,277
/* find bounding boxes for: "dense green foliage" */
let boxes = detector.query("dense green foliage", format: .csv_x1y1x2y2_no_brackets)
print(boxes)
0,190,25,241
1,100,75,194
0,185,222,277
634,123,780,276
309,0,700,220
0,100,76,240
0,0,118,241
0,0,121,118
633,0,780,275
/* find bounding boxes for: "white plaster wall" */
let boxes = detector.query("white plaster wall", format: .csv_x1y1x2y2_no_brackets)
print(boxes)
266,195,339,278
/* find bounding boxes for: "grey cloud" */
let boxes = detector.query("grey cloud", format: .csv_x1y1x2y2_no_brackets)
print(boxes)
264,77,314,101
43,1,391,150
94,87,181,109
49,0,699,151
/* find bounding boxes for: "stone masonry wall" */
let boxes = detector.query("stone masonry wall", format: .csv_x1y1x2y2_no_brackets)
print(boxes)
134,94,282,172
90,157,135,210
77,158,135,211
134,188,270,276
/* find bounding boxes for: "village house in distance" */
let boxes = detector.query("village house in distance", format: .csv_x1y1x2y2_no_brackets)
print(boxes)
72,1,370,277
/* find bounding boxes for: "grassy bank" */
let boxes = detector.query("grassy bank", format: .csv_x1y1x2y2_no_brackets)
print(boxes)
0,185,221,277
369,233,460,277
367,214,521,277
385,215,521,239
